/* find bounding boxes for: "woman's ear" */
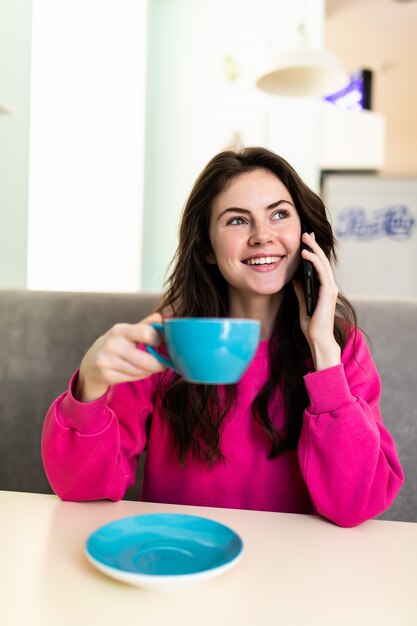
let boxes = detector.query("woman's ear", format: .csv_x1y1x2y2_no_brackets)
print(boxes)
206,251,217,265
205,247,217,265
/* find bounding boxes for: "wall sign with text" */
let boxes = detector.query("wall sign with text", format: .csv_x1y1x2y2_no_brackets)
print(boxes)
322,175,417,298
335,204,415,241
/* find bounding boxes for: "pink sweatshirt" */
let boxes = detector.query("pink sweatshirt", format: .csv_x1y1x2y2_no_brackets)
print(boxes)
41,328,403,527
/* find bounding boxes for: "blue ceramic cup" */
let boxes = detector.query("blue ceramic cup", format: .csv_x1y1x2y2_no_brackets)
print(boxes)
145,318,261,384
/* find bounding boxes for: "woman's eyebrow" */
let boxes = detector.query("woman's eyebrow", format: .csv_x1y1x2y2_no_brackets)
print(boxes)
217,199,295,221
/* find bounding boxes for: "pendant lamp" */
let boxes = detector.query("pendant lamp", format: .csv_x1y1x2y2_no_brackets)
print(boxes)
256,24,349,97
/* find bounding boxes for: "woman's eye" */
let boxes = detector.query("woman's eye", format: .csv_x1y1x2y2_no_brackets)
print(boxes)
272,209,290,221
227,216,246,225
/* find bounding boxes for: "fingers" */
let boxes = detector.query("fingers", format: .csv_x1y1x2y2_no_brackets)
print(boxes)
80,313,167,391
301,232,328,269
300,232,338,294
109,312,164,348
98,350,166,383
104,316,166,370
110,342,165,378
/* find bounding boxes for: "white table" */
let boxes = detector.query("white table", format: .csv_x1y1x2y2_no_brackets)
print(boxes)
1,490,416,626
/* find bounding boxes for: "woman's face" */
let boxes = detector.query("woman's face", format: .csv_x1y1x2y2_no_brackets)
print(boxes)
208,168,301,300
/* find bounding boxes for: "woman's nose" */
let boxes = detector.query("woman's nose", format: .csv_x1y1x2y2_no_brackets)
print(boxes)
248,224,273,246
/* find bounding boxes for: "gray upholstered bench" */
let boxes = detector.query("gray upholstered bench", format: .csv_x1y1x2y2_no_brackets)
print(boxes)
1,290,416,521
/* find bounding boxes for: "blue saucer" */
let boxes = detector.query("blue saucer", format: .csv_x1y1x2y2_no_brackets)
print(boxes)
85,513,244,590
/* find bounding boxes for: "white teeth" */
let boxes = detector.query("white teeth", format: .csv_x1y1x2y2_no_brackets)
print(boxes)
245,256,280,265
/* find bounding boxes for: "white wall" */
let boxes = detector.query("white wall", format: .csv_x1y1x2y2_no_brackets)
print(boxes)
142,0,326,291
27,0,147,292
9,0,326,293
0,0,32,289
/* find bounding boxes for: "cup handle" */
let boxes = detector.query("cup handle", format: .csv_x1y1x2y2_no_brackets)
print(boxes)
145,322,175,370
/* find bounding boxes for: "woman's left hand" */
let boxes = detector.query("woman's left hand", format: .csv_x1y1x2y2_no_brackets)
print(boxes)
292,232,341,371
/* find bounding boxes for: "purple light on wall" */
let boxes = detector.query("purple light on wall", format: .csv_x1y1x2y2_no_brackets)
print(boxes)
324,69,372,112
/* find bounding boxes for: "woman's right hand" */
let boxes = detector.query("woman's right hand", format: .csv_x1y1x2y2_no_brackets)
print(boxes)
74,312,166,402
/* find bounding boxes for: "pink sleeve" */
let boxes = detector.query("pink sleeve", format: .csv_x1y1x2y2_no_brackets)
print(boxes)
298,328,404,527
41,370,158,502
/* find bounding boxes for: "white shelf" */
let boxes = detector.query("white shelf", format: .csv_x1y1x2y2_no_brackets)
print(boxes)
320,102,385,170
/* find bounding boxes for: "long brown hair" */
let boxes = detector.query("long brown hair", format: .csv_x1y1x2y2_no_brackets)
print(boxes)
158,147,356,465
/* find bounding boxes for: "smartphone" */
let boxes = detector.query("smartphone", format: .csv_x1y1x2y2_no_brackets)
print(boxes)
300,225,317,317
302,248,316,317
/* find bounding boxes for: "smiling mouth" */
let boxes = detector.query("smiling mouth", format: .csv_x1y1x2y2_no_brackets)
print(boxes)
243,256,283,266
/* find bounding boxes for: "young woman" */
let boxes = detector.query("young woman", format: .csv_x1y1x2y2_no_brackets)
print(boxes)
42,147,404,527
